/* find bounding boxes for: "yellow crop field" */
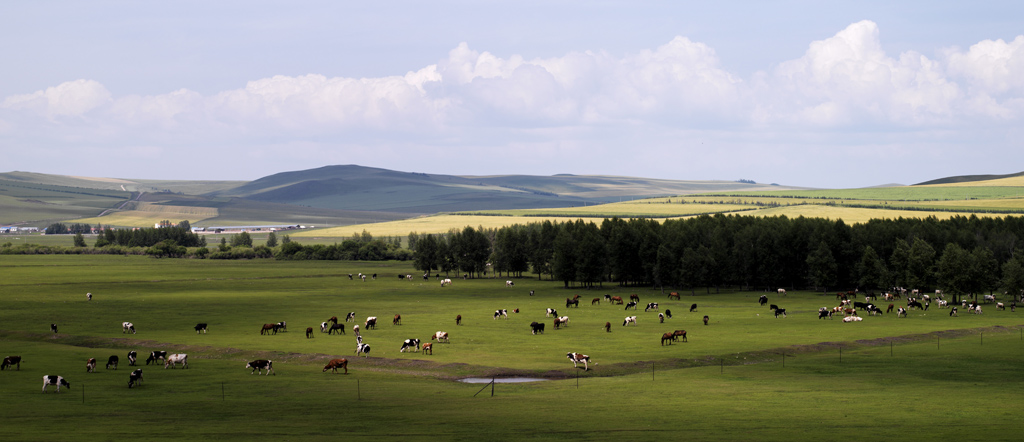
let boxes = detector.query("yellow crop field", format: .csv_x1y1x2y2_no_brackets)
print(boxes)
69,203,218,227
924,176,1024,187
738,205,999,224
292,215,586,238
466,202,755,218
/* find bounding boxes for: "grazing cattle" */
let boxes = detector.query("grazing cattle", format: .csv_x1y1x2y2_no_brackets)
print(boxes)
260,323,277,335
164,354,188,369
897,307,907,317
128,369,143,388
937,299,948,308
664,309,673,319
997,302,1005,310
86,358,97,373
530,322,545,334
623,316,637,326
758,295,768,306
320,322,330,333
349,274,354,280
407,274,414,281
887,304,895,313
659,313,665,323
127,351,137,366
365,317,378,329
778,288,786,296
106,355,119,370
567,352,590,371
400,338,421,352
610,296,624,305
361,275,366,282
393,314,402,325
604,322,611,332
604,294,612,302
353,324,360,335
818,308,832,319
1,355,22,370
456,314,462,326
554,316,570,329
145,351,167,365
842,316,863,322
246,359,274,375
769,304,779,311
868,305,884,316
306,327,314,338
545,308,558,317
661,333,674,345
853,301,870,310
506,280,514,287
372,273,376,280
774,308,787,318
843,308,857,316
625,301,638,310
884,293,894,301
645,302,659,312
122,322,137,334
592,298,600,306
530,290,535,296
689,303,698,312
703,315,709,325
345,312,356,322
42,375,70,393
275,321,287,332
630,294,640,303
668,292,681,300
950,307,959,317
328,323,346,335
194,323,208,334
494,309,508,319
440,278,452,287
974,305,984,314
422,343,433,355
431,331,449,343
984,294,996,303
398,274,404,280
513,308,519,313
356,343,372,357
908,301,924,310
566,298,579,308
322,358,350,374
672,330,688,342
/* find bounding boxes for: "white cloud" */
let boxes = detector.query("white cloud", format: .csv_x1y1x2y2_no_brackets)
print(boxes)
1,79,111,118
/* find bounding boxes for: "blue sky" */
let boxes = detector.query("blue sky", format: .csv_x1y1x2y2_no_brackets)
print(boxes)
2,1,1022,188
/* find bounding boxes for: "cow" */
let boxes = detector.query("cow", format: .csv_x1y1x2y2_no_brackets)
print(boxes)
260,323,277,335
566,298,579,308
668,292,681,300
422,343,433,355
42,375,70,393
610,296,624,305
128,369,143,388
759,295,768,306
950,307,959,317
127,351,137,366
604,294,612,302
897,307,907,317
506,280,514,287
345,312,356,322
393,314,402,326
867,305,884,316
630,294,640,303
664,309,673,319
774,308,787,318
494,309,508,319
356,343,371,357
623,316,637,326
887,304,895,313
194,323,208,334
513,308,520,313
530,290,535,296
86,358,97,373
659,313,666,323
106,355,119,370
361,274,366,282
440,278,452,287
842,316,863,322
145,351,166,365
275,321,287,332
530,322,546,334
661,332,675,345
365,317,378,329
400,338,421,352
545,308,558,317
328,323,346,335
306,327,314,338
87,292,92,301
625,301,638,310
645,302,659,312
122,322,136,334
567,352,590,371
164,354,188,369
50,323,57,334
974,305,984,314
778,288,786,296
937,299,948,308
1,355,21,370
554,316,570,329
592,298,601,306
853,301,870,310
984,294,996,303
908,300,924,310
817,308,832,319
246,359,274,375
398,274,404,280
431,331,449,343
320,322,330,332
997,302,1006,310
689,303,698,312
604,322,611,332
769,304,779,311
353,324,360,335
703,315,709,325
456,314,462,326
672,330,688,342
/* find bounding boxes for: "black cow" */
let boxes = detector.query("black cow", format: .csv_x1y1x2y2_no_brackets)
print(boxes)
689,303,698,312
194,323,208,334
908,301,924,310
50,323,58,334
1,355,21,370
664,309,673,319
246,359,274,375
128,369,143,388
769,304,779,311
774,308,787,318
853,301,871,310
530,322,545,334
759,295,768,306
105,355,119,370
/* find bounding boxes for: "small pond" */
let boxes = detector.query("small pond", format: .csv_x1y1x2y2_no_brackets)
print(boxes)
458,377,550,384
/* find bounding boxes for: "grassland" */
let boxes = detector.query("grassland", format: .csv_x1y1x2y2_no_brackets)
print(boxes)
3,256,1024,440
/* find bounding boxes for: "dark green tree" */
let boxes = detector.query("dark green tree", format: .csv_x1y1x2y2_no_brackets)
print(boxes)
266,232,278,247
806,241,838,293
73,233,86,247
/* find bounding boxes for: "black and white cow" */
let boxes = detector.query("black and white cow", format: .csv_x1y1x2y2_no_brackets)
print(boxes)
146,351,167,365
106,355,119,370
128,369,143,388
345,312,356,322
624,301,638,311
1,355,21,370
365,317,378,329
320,322,330,333
356,343,371,357
567,352,590,371
759,294,768,306
950,306,959,316
897,307,907,317
50,323,58,334
545,308,558,317
122,322,136,334
530,322,545,334
86,358,97,373
623,316,637,326
400,338,421,352
194,323,208,334
645,302,659,312
42,375,70,392
127,351,137,366
664,309,672,319
774,308,787,318
494,309,508,319
245,359,274,375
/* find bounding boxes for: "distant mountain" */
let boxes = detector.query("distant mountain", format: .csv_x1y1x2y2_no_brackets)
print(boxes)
206,165,798,213
916,171,1024,186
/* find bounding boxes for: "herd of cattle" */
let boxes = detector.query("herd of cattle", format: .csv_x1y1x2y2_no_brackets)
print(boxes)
10,281,1019,392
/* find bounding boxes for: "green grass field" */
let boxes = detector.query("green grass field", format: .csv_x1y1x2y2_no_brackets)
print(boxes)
3,256,1024,440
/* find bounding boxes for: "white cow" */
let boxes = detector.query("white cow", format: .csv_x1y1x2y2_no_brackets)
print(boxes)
505,280,514,287
567,352,591,371
122,322,136,334
440,278,452,287
623,316,637,326
778,288,786,296
842,316,863,322
431,331,449,343
86,292,92,301
164,354,188,369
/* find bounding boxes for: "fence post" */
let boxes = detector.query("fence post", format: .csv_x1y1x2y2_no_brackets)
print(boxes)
491,377,494,397
222,382,225,401
357,379,361,401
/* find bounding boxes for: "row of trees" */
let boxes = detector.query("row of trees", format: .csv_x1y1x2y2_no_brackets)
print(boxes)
93,220,206,248
45,223,95,235
409,215,1024,300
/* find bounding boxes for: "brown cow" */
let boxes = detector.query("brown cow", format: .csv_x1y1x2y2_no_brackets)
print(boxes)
661,332,674,346
422,342,433,355
668,292,680,300
86,358,97,373
610,296,624,305
322,358,348,374
604,322,611,332
592,298,600,305
393,314,402,326
672,330,687,342
306,327,314,338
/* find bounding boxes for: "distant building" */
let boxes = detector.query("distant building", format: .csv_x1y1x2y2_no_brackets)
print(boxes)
191,225,303,234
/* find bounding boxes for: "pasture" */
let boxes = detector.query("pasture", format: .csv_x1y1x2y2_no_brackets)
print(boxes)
3,256,1024,440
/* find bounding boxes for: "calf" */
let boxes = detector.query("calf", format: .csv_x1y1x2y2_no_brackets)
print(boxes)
194,323,208,334
623,316,637,326
146,351,166,365
164,353,188,369
306,327,314,338
42,375,70,393
128,369,143,388
106,355,119,370
645,302,659,312
86,358,97,373
127,350,137,366
122,322,136,334
422,342,433,355
328,323,346,335
356,343,371,357
431,331,449,343
567,352,590,371
400,338,421,352
1,355,21,370
689,303,698,312
322,358,348,374
246,359,274,375
530,322,545,335
365,317,378,329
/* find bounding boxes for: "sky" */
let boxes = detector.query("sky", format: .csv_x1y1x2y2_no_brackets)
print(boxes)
1,1,1023,189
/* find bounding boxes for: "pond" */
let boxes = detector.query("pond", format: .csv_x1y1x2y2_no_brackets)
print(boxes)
457,377,550,384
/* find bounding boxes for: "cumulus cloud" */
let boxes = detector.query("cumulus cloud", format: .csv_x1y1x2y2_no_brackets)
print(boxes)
1,79,112,118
